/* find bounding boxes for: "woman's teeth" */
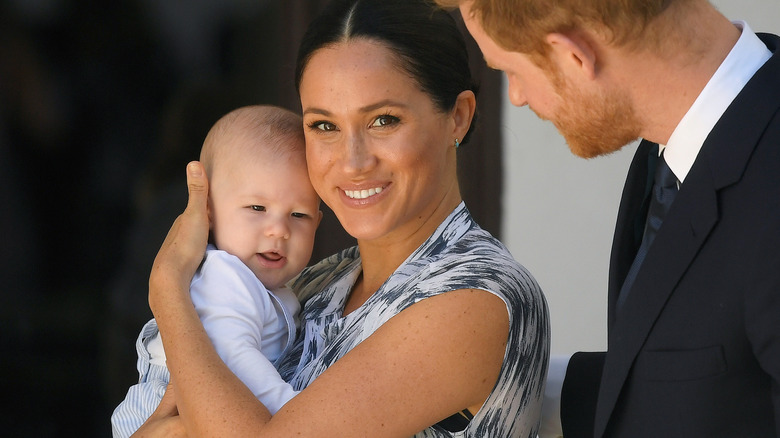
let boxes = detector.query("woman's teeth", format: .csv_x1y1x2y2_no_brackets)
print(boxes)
345,187,383,199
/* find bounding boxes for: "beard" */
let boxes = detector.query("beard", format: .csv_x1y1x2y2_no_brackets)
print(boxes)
540,74,642,159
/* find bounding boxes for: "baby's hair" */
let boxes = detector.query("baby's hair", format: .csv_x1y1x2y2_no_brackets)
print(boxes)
200,105,305,178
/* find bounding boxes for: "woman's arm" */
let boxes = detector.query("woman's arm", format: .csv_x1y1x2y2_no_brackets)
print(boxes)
267,288,509,437
143,162,272,434
141,162,510,437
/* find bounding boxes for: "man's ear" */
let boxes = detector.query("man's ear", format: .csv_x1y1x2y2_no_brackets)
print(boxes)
546,32,598,80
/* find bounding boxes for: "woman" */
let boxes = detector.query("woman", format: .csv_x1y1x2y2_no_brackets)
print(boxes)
137,0,549,436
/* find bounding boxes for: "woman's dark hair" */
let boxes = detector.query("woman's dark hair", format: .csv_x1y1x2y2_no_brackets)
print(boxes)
295,0,479,144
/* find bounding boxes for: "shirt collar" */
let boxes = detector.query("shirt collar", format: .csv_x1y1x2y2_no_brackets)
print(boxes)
661,21,772,182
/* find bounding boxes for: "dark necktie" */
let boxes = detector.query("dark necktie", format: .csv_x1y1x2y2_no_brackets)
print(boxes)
616,149,679,312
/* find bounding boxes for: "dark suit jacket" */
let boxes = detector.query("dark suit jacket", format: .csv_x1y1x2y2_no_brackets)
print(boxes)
561,33,780,437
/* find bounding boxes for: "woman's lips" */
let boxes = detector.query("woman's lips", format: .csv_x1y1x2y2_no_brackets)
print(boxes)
340,183,389,206
344,186,383,199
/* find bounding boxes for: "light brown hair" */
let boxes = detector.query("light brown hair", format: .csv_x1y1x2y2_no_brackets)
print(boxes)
437,0,696,64
200,105,305,180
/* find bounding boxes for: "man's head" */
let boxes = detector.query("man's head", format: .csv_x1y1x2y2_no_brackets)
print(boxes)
452,1,645,157
437,0,688,63
437,0,723,157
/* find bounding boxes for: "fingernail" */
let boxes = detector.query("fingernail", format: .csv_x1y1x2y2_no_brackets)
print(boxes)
188,162,202,177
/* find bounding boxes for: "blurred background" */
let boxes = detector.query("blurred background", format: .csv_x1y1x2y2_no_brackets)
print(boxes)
0,0,503,435
2,0,778,435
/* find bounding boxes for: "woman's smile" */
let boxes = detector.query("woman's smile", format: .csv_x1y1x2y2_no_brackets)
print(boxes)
300,39,460,243
344,186,384,200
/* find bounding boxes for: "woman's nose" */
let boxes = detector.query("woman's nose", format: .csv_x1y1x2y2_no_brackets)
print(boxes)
342,132,376,175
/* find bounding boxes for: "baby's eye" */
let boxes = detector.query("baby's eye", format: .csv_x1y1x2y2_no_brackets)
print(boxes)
250,205,266,212
291,212,308,219
308,121,337,132
370,114,400,127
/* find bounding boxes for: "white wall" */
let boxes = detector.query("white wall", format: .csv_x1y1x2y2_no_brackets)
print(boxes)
500,0,780,355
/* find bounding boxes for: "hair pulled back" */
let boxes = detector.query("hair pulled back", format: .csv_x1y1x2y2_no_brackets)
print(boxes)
296,0,479,144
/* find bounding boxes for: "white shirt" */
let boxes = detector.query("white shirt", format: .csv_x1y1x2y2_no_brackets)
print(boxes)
111,246,301,438
662,21,772,181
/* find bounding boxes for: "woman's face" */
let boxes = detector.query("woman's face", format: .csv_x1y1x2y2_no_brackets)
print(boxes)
299,39,461,243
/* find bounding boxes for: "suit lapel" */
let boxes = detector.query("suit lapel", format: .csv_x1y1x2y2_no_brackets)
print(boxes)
607,141,657,328
594,33,780,438
596,168,719,436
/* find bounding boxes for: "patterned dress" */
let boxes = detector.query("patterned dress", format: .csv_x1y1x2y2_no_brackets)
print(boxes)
277,203,550,437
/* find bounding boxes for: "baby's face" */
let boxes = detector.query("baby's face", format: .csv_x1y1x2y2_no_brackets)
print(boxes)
209,149,321,290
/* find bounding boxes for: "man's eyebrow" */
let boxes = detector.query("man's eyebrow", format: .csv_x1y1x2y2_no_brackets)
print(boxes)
480,55,497,70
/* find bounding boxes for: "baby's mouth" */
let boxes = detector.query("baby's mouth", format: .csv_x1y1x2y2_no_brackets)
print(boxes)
260,251,283,262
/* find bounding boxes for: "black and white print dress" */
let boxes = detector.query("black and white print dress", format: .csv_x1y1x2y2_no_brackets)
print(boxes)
277,202,550,437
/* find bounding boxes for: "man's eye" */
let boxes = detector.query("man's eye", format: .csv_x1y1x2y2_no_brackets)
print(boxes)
250,205,266,212
371,114,400,127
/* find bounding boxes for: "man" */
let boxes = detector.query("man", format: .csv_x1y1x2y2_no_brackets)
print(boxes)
435,0,780,436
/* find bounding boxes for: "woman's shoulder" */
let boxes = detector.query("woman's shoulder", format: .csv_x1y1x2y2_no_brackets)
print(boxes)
430,223,534,286
289,245,360,302
398,204,542,302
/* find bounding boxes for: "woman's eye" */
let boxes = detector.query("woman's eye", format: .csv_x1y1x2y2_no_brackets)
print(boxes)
309,121,337,132
250,205,266,212
371,114,400,127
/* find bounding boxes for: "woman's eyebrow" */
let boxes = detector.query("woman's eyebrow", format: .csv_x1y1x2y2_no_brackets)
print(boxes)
303,100,409,117
302,107,331,117
358,99,408,113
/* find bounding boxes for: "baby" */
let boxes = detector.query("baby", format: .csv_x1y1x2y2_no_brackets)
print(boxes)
111,105,321,437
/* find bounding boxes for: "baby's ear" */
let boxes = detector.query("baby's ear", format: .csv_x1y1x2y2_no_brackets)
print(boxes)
206,198,214,230
206,201,216,246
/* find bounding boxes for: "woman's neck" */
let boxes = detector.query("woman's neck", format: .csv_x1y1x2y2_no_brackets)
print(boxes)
343,192,462,315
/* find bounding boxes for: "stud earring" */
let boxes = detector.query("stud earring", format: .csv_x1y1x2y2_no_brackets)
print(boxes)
454,138,460,149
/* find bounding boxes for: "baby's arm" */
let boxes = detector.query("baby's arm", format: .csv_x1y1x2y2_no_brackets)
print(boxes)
191,250,300,414
110,320,170,438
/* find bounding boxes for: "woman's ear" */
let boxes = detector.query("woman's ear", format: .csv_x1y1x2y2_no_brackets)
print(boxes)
452,89,477,142
546,32,598,80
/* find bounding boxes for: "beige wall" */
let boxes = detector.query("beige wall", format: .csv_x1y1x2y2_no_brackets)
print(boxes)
500,0,780,355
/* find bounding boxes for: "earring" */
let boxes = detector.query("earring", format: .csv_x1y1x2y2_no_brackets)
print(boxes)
454,138,460,149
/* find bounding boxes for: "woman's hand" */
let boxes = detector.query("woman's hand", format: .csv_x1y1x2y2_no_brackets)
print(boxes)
149,161,210,314
132,384,186,437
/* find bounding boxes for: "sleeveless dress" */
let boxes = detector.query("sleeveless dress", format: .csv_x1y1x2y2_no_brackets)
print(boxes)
277,203,550,437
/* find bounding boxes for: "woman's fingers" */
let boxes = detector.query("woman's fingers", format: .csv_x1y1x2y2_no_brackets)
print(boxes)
132,385,185,437
184,161,209,223
178,161,210,251
149,162,210,309
157,384,179,417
